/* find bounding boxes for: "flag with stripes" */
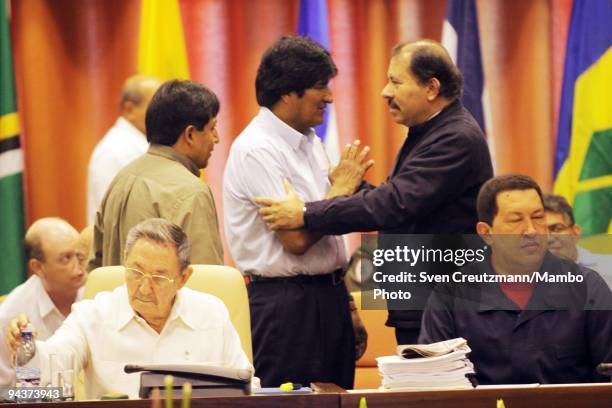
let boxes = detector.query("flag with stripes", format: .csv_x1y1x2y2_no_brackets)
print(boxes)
553,0,611,236
298,0,340,164
0,0,26,292
441,0,495,167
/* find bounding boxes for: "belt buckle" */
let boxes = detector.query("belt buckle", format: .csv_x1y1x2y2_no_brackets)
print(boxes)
331,269,343,286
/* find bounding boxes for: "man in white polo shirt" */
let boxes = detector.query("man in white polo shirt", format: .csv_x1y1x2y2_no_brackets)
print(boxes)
223,36,371,389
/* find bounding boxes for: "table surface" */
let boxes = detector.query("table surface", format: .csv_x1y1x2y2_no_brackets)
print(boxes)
342,383,612,408
8,383,612,408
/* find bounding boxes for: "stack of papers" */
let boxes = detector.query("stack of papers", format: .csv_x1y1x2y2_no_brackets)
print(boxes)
376,338,475,389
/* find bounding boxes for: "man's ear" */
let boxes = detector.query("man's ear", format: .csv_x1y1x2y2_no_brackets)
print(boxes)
476,221,493,245
178,266,193,287
571,223,582,237
30,258,43,277
280,93,293,105
180,125,197,145
122,101,137,120
426,78,441,101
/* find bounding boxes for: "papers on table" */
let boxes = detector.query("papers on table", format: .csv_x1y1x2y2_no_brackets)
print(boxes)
376,342,475,389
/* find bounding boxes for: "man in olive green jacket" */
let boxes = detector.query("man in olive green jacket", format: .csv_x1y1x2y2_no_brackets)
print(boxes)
89,80,223,270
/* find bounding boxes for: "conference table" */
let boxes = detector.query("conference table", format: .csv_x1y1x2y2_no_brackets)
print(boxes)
10,383,612,408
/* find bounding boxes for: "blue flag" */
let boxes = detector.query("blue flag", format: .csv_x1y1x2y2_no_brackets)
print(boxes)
297,0,340,163
441,0,486,133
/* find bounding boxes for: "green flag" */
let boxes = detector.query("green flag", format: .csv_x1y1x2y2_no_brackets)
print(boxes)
0,0,26,293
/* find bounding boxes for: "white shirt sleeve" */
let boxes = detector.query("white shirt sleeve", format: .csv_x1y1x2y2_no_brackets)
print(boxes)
31,310,89,386
0,317,15,386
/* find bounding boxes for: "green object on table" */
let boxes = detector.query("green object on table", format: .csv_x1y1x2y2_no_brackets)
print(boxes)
181,382,191,408
359,396,367,408
279,382,293,391
164,375,174,408
100,392,129,400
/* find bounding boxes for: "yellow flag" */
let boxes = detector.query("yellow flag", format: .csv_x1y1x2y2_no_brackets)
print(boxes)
138,0,190,80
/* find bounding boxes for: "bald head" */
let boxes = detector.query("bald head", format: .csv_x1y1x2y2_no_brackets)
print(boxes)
120,74,162,134
391,40,462,100
24,218,78,262
24,218,86,296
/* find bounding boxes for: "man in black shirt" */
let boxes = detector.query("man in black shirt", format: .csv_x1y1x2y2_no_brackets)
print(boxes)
420,175,612,384
256,40,494,344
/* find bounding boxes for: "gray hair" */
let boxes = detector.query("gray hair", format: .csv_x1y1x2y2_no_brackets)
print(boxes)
124,218,191,271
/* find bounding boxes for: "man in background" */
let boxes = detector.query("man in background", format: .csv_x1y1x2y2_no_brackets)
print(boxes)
0,218,86,385
77,225,94,271
87,75,161,223
89,80,223,269
544,194,612,286
256,40,494,344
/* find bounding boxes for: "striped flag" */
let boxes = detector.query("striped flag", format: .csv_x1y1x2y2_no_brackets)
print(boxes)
298,0,340,164
138,0,190,80
0,0,26,292
553,0,611,236
441,0,495,167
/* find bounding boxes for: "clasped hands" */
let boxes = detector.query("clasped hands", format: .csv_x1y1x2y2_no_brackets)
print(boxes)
254,140,373,230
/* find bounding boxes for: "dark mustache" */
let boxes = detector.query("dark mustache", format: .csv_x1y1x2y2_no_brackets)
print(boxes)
521,238,540,247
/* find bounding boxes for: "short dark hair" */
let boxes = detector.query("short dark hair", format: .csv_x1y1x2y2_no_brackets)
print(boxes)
145,80,219,146
543,194,575,225
255,36,338,108
477,174,544,225
393,41,463,99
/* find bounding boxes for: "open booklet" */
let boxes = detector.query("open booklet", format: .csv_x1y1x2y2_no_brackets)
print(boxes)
397,337,468,359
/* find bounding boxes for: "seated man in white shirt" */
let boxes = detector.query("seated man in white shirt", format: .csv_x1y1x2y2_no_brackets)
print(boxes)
0,217,86,386
543,194,612,287
7,218,254,398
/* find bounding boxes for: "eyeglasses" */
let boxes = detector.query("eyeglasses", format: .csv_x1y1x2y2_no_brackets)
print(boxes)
125,267,175,286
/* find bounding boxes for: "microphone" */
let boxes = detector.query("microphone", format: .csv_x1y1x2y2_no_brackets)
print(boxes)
596,363,612,376
124,364,145,374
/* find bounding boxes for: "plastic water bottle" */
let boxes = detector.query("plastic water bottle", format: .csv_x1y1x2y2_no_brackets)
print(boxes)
14,324,40,387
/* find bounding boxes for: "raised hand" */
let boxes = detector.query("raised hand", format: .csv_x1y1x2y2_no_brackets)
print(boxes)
328,140,374,197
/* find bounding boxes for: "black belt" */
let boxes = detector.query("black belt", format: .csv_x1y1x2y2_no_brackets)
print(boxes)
250,269,345,286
